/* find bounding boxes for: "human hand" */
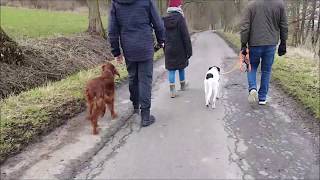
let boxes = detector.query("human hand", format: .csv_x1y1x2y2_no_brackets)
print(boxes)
115,55,124,64
154,43,164,52
239,48,250,72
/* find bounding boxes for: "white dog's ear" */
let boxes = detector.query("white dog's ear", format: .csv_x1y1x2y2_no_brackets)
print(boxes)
208,67,213,70
216,67,221,72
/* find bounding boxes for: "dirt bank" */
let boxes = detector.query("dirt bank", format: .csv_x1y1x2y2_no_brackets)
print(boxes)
0,34,112,99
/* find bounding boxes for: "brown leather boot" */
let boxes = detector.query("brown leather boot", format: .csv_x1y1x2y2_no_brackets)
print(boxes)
180,80,188,91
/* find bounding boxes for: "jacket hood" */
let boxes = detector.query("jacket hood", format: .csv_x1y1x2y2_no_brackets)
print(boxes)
163,13,181,29
115,0,136,4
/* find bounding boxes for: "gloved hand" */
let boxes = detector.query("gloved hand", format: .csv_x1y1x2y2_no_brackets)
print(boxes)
278,41,286,56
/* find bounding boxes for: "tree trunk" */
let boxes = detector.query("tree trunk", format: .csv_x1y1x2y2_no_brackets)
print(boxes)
298,0,308,44
292,1,301,46
304,0,316,44
315,3,320,45
0,27,24,65
87,0,105,37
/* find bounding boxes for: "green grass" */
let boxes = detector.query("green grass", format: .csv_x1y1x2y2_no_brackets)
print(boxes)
273,56,319,118
217,31,320,119
0,5,164,163
0,50,163,164
0,6,107,39
220,31,241,49
154,49,164,60
0,62,126,164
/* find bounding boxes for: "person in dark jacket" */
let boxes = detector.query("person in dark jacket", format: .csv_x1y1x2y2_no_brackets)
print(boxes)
163,0,192,98
108,0,165,127
240,0,288,105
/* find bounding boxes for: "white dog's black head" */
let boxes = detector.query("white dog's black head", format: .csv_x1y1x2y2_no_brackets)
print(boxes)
208,66,221,73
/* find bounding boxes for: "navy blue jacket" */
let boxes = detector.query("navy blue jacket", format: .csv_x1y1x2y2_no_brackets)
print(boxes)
108,0,165,62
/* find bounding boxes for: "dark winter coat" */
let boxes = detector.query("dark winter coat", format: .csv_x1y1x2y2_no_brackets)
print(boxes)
163,12,192,70
240,0,288,46
108,0,165,62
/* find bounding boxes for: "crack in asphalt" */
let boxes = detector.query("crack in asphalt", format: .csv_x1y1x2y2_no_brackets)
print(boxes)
224,102,251,180
84,121,138,180
220,71,319,179
58,112,136,180
219,57,252,179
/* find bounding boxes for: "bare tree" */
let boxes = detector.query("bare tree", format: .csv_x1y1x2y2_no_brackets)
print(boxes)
315,3,320,45
87,0,105,37
299,0,308,44
304,0,317,44
292,0,301,46
30,0,39,8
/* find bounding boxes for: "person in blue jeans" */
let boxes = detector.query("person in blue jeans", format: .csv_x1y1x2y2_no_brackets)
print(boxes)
168,69,185,92
163,0,192,98
247,46,276,103
240,0,288,105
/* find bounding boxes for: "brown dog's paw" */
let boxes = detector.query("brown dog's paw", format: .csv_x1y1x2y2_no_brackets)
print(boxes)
93,130,98,135
111,113,118,120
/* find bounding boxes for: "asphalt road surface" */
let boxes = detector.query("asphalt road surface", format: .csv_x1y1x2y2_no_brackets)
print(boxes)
3,31,318,180
74,31,319,179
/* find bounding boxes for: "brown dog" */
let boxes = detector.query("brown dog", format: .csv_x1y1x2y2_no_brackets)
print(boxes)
85,62,120,135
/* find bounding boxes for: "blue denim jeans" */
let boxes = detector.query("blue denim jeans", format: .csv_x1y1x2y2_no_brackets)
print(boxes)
247,45,276,101
168,69,185,84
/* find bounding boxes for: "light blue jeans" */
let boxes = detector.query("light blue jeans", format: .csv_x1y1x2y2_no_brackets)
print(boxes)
247,45,276,101
168,69,185,84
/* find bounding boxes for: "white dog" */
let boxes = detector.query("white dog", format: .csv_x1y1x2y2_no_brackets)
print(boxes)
204,66,221,109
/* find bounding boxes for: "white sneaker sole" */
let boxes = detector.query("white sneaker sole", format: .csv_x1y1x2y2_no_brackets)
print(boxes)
170,92,176,98
259,101,267,105
248,90,258,103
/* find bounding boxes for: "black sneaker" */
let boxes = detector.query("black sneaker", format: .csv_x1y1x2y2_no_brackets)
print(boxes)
141,115,155,127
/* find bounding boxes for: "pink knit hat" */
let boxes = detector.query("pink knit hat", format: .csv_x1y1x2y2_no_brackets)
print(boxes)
169,0,183,7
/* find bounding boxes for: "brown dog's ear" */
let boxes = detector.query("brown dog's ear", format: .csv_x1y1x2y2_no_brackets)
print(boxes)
102,64,107,71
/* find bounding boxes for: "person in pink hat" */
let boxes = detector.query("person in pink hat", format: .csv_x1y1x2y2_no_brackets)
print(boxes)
163,0,192,98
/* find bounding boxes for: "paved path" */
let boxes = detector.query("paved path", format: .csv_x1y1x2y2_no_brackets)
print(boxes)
2,31,318,180
74,31,319,179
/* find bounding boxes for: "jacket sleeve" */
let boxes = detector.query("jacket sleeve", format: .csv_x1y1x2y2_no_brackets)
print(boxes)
179,17,192,59
279,3,288,42
240,5,251,46
149,0,165,44
108,1,121,57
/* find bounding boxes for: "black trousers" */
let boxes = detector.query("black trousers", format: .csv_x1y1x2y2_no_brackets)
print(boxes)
125,59,153,111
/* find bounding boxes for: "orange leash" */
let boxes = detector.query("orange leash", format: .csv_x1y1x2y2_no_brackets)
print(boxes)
221,49,251,75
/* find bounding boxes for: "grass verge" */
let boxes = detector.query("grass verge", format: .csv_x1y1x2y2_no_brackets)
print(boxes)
217,31,320,119
0,50,163,164
0,6,107,39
